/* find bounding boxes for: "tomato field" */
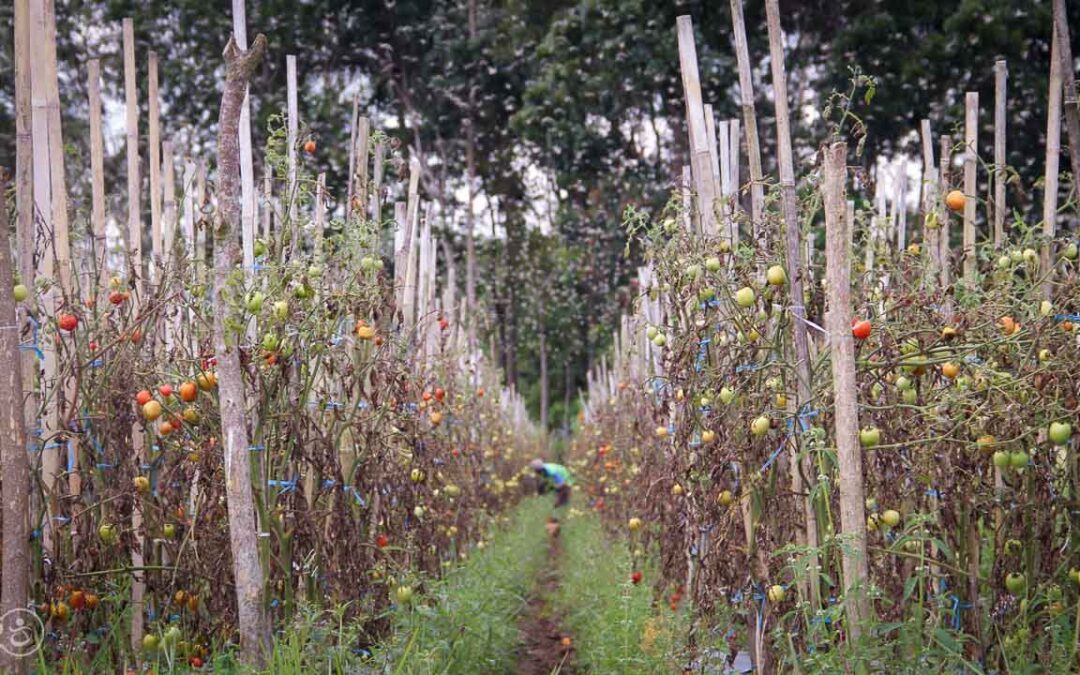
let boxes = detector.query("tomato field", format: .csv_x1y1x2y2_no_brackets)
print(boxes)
2,0,1080,673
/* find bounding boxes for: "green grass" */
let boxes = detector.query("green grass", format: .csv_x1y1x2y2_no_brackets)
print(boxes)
368,496,551,673
554,511,691,673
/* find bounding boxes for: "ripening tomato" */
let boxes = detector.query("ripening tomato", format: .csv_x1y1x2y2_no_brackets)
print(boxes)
631,571,643,584
852,319,872,340
434,387,446,402
58,313,78,332
136,390,153,407
376,534,389,548
159,384,173,398
179,381,198,402
303,139,316,154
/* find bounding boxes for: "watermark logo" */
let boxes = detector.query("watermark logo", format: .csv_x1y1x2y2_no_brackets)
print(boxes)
0,608,44,658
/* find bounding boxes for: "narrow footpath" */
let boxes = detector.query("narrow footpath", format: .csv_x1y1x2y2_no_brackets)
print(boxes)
515,523,575,674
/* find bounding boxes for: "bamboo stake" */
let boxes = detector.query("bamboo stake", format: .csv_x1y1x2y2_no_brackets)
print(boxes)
895,170,907,251
314,172,326,257
765,0,820,610
939,135,953,295
728,118,742,249
1052,0,1080,198
920,120,939,282
231,0,256,280
822,141,871,640
705,105,723,229
354,116,371,216
149,52,162,277
261,168,272,239
729,0,765,235
196,161,207,267
123,18,141,280
163,143,177,268
88,59,108,288
962,93,978,285
345,91,360,220
286,54,299,253
371,141,386,225
718,118,732,231
402,158,422,327
183,159,195,260
121,15,148,654
993,61,1007,248
1042,19,1063,299
675,16,718,237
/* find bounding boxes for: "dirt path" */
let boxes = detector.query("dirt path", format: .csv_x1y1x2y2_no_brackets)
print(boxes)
515,531,575,674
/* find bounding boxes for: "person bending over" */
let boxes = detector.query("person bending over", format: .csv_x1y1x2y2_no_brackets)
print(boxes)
529,458,571,508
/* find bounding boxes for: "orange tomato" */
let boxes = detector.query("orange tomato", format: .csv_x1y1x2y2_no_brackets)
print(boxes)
945,189,965,212
179,381,198,402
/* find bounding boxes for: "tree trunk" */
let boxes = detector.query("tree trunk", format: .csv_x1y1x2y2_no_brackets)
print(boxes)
821,141,872,641
1,176,32,675
213,34,271,665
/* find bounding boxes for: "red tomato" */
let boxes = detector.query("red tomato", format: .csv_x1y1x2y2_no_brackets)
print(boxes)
851,319,872,340
136,390,153,406
631,571,643,585
58,313,78,332
376,534,389,549
434,387,446,402
159,384,173,398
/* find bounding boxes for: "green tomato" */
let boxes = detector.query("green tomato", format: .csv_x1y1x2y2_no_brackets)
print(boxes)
766,265,787,286
12,284,29,302
1048,422,1072,446
902,388,918,405
1009,451,1030,469
992,451,1011,469
734,286,756,308
859,427,881,448
705,256,722,273
719,387,735,405
1063,242,1078,260
750,415,770,437
245,292,265,313
272,300,289,322
880,509,901,527
1005,572,1026,595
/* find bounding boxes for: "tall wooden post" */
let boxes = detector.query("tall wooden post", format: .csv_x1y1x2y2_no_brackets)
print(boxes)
675,16,719,237
231,0,256,279
730,0,765,235
993,61,1007,248
821,141,871,640
962,93,978,285
1042,19,1063,299
148,52,162,277
765,0,820,607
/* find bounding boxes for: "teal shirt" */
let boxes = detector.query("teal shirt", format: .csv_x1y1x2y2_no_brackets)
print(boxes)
540,463,571,487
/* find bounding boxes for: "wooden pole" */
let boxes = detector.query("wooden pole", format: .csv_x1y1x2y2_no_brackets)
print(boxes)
962,92,978,285
1052,0,1080,198
993,61,1007,248
345,91,360,220
261,168,272,239
765,0,820,609
286,54,299,251
729,118,742,249
821,141,871,640
149,52,162,277
920,120,939,281
354,116,371,217
1042,19,1063,299
939,135,953,294
121,15,148,654
676,16,719,237
314,172,326,257
231,0,256,279
162,142,177,267
371,141,386,225
88,59,107,288
123,18,142,280
729,0,765,236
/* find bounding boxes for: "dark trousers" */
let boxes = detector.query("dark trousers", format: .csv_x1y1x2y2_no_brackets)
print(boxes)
555,484,570,507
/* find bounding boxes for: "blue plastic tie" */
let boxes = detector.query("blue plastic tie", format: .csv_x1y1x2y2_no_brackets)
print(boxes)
249,444,265,452
1053,313,1080,322
268,477,298,494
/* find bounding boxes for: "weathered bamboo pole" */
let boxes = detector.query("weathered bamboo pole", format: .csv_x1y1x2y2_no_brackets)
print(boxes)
402,158,422,327
286,54,299,257
676,16,719,237
371,141,386,225
962,93,978,285
822,141,871,640
314,172,326,257
123,18,142,279
121,15,148,653
993,61,1007,248
939,135,953,295
231,0,256,278
214,34,271,665
729,118,742,250
920,120,939,282
0,174,32,675
764,0,820,608
345,91,360,220
354,116,371,217
729,0,765,235
88,59,107,288
1042,19,1063,299
149,52,162,275
1052,0,1080,198
261,168,272,239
